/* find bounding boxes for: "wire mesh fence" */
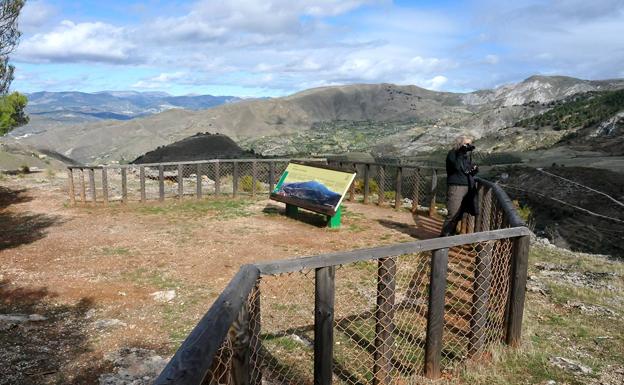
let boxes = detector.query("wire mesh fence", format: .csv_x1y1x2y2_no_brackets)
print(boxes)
196,234,516,385
325,161,440,211
67,160,304,204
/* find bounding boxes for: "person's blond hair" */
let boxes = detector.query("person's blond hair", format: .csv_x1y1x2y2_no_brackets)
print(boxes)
453,135,472,151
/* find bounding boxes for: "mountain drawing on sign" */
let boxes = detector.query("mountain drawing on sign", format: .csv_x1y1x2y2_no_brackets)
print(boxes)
277,181,342,208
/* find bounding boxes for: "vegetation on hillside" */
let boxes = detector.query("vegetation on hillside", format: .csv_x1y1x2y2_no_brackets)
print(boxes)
515,89,624,131
0,91,28,135
240,119,421,156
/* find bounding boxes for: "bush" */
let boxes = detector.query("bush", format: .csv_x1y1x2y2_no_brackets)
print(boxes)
240,175,263,193
20,164,29,174
353,178,379,194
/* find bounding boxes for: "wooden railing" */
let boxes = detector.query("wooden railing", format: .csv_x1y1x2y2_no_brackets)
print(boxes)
154,180,530,385
66,158,325,205
66,159,441,214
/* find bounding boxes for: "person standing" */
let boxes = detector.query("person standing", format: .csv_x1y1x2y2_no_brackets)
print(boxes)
440,135,479,236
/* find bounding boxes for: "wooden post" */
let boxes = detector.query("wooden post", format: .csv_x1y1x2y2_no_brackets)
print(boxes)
474,186,484,232
373,257,396,385
140,166,146,202
481,188,492,231
178,164,184,199
88,168,96,203
233,162,239,197
428,169,438,217
251,161,257,198
378,166,385,206
102,167,109,205
506,235,530,347
158,165,165,201
196,164,202,199
363,163,370,204
231,298,251,385
121,168,127,203
67,169,75,205
467,215,475,234
394,166,402,210
214,161,221,196
460,216,468,234
469,242,492,356
411,168,420,213
314,266,335,385
249,284,262,385
424,248,449,379
348,163,356,201
269,161,275,193
79,168,86,203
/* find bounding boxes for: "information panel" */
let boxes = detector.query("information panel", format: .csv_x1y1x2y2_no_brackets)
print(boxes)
273,163,356,211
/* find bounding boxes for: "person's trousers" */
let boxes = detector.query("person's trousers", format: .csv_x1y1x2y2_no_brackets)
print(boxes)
441,185,469,236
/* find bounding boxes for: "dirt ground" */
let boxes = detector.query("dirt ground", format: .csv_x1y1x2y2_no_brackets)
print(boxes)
0,172,435,384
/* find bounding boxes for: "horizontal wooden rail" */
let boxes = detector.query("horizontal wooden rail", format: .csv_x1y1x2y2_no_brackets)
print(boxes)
67,158,326,169
256,226,530,275
476,178,526,228
154,264,260,385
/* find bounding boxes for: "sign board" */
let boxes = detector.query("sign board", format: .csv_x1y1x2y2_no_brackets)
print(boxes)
272,163,356,213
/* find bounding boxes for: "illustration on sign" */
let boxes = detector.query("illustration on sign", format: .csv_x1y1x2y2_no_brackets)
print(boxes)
273,163,356,211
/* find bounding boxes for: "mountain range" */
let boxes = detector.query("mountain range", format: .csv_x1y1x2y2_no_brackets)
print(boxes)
4,75,624,164
9,91,242,137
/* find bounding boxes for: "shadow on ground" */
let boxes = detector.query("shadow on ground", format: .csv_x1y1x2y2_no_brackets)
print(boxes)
262,203,329,227
0,280,112,385
378,214,441,240
0,186,64,251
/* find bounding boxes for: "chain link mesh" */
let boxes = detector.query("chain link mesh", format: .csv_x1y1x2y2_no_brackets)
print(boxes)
441,239,514,373
332,252,431,384
199,234,514,384
68,161,438,209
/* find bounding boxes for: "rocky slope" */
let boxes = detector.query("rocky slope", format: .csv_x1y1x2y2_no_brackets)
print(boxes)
7,75,624,164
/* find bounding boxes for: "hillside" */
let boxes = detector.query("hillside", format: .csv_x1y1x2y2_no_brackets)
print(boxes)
7,75,624,164
495,166,624,257
8,91,241,138
132,133,256,163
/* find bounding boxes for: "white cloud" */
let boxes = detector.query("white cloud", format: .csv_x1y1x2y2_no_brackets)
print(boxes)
133,72,187,89
19,0,57,32
145,0,384,45
16,20,136,64
424,75,448,90
484,54,499,65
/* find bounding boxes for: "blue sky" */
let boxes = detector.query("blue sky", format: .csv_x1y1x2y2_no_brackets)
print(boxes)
10,0,624,97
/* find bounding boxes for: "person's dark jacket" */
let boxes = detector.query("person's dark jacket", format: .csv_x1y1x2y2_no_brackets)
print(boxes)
445,149,480,215
446,150,472,186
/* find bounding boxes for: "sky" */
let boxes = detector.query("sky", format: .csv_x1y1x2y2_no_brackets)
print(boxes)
10,0,624,97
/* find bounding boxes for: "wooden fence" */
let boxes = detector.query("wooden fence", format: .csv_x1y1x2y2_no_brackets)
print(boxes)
153,178,530,385
66,159,441,212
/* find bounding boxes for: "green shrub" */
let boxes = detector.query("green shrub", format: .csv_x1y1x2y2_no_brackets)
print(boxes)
20,164,30,174
240,175,263,193
353,179,379,194
384,191,396,201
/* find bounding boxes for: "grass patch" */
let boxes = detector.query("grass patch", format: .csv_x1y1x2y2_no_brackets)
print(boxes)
122,268,181,290
458,244,624,384
134,198,253,220
101,246,130,256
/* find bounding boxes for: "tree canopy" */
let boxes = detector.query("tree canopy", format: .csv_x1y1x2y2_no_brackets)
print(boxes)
1,0,24,95
0,91,28,135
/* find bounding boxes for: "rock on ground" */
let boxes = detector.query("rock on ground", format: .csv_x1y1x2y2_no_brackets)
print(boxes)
99,347,168,385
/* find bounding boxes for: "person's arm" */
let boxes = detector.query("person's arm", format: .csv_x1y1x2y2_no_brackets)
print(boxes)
448,150,467,175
